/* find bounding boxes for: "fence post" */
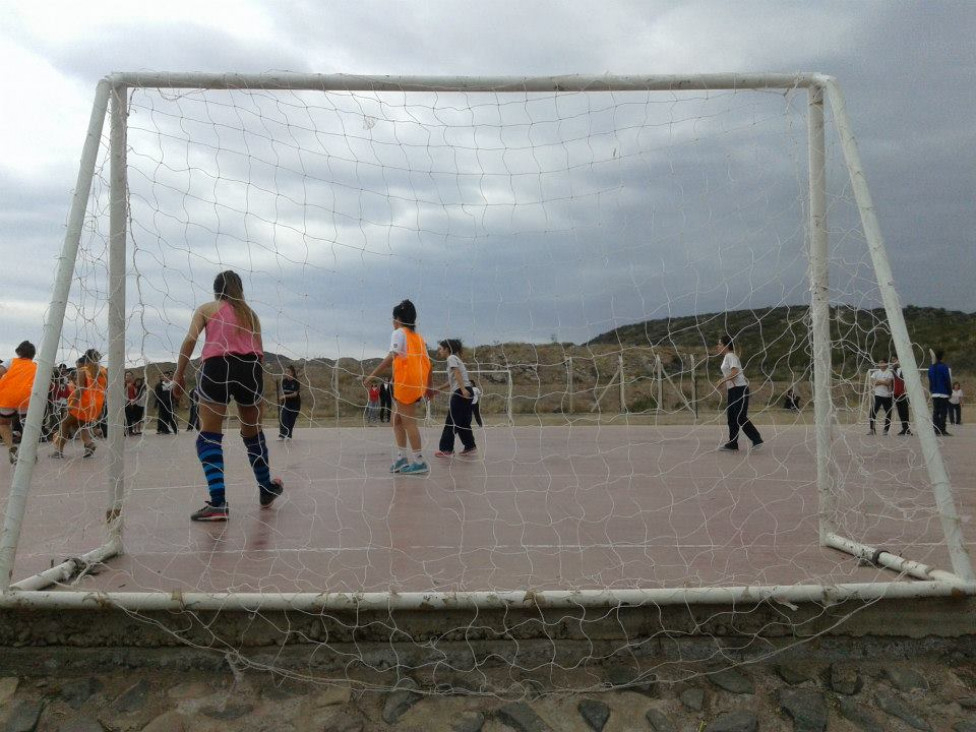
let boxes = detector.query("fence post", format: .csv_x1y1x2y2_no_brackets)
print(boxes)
618,355,626,414
655,355,663,419
567,357,574,414
332,363,340,424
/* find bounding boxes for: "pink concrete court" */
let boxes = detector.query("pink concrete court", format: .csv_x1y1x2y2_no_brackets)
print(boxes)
4,424,974,594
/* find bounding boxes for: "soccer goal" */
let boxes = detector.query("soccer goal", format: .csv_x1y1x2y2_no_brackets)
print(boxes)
1,72,972,630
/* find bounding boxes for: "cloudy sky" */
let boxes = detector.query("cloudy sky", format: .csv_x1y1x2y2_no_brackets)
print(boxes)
1,1,974,364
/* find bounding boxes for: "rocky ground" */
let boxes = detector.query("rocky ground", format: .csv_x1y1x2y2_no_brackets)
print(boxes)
1,657,975,732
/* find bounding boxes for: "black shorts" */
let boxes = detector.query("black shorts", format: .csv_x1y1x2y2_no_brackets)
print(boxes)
198,355,263,407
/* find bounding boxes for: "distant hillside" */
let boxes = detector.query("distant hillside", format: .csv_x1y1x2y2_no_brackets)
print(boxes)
587,305,976,376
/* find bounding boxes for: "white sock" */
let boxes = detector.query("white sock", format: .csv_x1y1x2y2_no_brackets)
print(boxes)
412,450,423,463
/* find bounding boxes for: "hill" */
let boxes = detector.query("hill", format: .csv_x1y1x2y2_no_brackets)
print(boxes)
587,305,976,376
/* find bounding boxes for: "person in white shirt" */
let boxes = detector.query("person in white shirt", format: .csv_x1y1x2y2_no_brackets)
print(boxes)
949,382,964,426
433,339,477,457
715,335,763,452
868,358,894,435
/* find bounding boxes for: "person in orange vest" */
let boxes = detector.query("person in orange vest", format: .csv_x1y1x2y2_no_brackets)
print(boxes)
364,299,433,475
0,341,38,465
51,349,106,459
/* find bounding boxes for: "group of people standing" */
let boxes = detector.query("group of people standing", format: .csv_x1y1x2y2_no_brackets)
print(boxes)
365,379,393,424
0,344,109,464
362,299,482,476
868,350,963,437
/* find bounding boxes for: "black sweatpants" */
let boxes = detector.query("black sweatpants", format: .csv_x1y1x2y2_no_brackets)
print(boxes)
439,389,476,452
870,395,893,433
726,385,762,447
894,396,910,434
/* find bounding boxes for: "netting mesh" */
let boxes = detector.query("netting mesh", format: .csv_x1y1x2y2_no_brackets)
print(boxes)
3,79,963,686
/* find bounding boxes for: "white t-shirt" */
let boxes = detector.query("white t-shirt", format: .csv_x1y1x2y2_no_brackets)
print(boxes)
389,328,407,356
870,368,893,398
950,388,963,405
720,353,748,389
446,353,471,391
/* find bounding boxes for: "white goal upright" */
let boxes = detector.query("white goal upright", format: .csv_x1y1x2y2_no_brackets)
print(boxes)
1,72,972,618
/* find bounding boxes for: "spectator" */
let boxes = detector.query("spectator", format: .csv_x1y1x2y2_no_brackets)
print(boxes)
278,365,301,439
868,358,893,435
949,381,964,426
892,359,912,436
154,371,178,435
928,349,952,437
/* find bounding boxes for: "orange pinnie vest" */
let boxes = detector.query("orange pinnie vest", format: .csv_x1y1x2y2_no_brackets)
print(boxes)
0,358,38,411
392,329,431,404
69,366,107,422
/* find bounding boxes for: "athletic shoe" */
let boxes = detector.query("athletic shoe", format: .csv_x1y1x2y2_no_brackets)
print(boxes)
83,444,96,458
389,457,409,473
190,501,228,522
434,451,454,458
8,446,17,465
399,461,429,475
751,441,764,450
719,443,739,452
260,478,284,508
460,447,478,457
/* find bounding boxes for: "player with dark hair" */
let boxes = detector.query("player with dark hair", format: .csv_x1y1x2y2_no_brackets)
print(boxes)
0,341,38,465
364,299,433,475
434,338,477,458
715,335,763,452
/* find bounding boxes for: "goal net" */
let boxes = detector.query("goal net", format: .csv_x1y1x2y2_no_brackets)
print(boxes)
1,73,971,687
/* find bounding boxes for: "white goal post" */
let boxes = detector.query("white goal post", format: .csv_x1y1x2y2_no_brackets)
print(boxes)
1,72,972,614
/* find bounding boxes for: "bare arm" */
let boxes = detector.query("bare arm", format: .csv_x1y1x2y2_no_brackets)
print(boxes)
173,305,210,394
364,353,395,386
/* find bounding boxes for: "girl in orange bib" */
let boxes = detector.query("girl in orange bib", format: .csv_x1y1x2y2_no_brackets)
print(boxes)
51,348,105,459
364,299,433,475
0,340,38,465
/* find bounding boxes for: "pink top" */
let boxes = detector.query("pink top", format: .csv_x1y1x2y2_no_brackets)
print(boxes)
200,301,263,360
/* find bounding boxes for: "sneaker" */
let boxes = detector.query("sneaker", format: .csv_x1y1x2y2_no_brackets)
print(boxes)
751,441,764,450
190,501,229,522
719,443,739,452
460,446,478,456
260,478,284,508
83,444,96,458
389,457,409,473
8,446,17,465
399,461,430,475
434,450,454,458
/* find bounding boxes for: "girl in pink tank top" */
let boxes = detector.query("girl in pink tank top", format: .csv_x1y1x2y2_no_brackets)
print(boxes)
201,301,263,360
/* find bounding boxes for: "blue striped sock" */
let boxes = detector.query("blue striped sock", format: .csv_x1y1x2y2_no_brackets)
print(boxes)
196,431,226,505
243,431,273,490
